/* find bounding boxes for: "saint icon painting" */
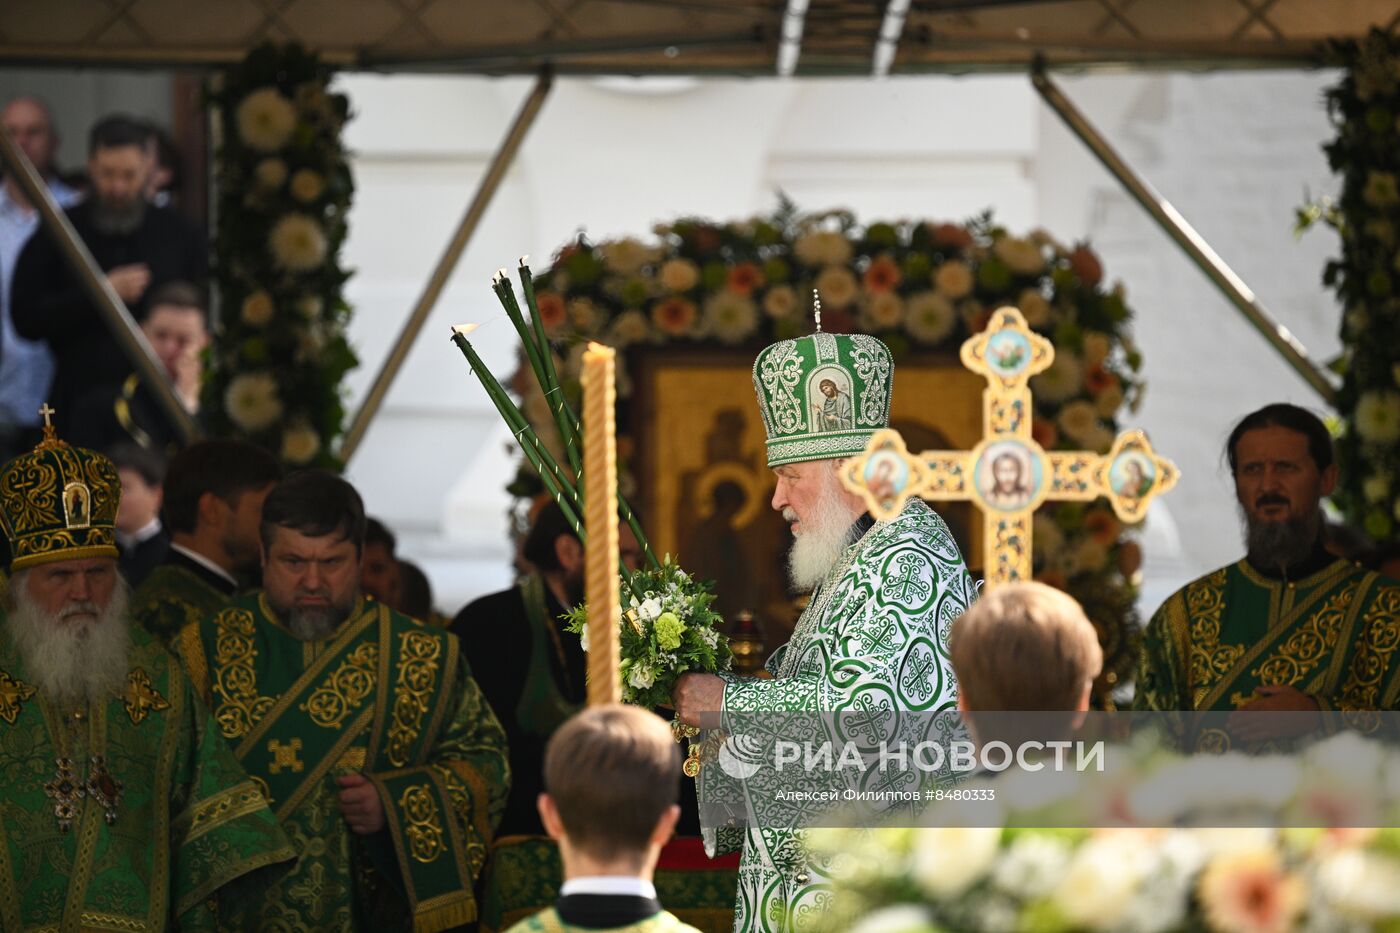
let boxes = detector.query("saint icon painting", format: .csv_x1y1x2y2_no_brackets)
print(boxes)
974,440,1041,512
1109,450,1157,499
983,329,1033,380
808,366,854,433
63,482,91,528
862,450,909,513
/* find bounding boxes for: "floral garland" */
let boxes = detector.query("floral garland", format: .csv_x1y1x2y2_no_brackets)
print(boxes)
813,732,1400,932
204,42,358,467
515,205,1148,693
1301,29,1400,547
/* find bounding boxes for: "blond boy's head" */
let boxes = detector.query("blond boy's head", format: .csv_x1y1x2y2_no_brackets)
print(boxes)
540,704,681,871
950,582,1103,712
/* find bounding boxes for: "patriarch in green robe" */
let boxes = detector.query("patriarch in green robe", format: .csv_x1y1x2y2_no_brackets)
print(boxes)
1134,403,1400,747
176,469,511,931
505,704,702,933
131,438,282,645
0,419,295,931
673,334,975,932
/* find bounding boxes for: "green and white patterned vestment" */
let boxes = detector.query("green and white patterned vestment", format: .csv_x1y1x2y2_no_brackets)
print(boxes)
699,498,975,932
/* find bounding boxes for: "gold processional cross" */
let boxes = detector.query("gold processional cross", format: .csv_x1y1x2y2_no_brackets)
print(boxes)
841,306,1179,587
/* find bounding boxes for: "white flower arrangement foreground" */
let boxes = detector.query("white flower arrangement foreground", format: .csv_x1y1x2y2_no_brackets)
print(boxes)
815,731,1400,933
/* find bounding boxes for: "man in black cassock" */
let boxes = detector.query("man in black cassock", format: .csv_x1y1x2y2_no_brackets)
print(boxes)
11,114,206,445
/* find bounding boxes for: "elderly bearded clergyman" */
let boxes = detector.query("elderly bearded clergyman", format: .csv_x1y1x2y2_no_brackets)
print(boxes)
672,333,977,932
0,417,295,931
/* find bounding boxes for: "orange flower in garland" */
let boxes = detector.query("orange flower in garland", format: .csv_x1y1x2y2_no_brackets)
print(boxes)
726,262,765,297
535,291,568,334
651,296,698,336
1084,509,1122,546
929,222,973,250
1085,364,1118,396
862,255,902,293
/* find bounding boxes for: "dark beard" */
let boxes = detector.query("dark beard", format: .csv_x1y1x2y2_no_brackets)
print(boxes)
1242,505,1320,573
91,196,146,236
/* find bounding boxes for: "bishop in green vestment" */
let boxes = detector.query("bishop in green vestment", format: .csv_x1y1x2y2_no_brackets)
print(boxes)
1134,404,1400,746
131,439,283,645
0,424,296,931
673,335,975,933
176,470,510,932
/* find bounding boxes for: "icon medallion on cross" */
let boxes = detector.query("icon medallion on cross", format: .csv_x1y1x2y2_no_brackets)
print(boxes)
841,306,1178,588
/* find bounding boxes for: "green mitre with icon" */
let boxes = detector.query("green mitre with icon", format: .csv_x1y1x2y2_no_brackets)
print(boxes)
752,331,894,468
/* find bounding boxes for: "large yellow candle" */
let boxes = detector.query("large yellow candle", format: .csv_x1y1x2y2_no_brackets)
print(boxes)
581,341,622,705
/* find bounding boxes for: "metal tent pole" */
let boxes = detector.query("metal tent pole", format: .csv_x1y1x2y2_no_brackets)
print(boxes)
1031,63,1337,405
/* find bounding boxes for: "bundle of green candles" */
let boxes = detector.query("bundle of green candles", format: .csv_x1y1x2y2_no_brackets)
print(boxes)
449,259,659,602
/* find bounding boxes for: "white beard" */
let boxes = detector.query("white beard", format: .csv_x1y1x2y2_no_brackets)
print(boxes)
5,574,133,707
785,468,862,593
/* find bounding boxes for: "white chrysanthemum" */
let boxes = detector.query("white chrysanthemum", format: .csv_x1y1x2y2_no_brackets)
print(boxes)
1058,401,1098,445
606,310,652,347
236,88,298,152
658,258,700,293
1096,383,1125,418
568,297,607,335
1052,835,1153,931
599,237,656,276
847,906,939,933
1082,331,1112,367
297,295,323,320
993,235,1045,275
254,157,288,190
295,326,327,364
991,833,1071,898
1364,474,1391,503
1018,288,1053,327
269,214,328,272
933,260,974,299
1356,390,1400,443
905,292,957,344
1319,850,1400,921
579,623,588,652
794,230,854,267
224,372,284,432
815,266,858,310
289,169,325,203
1081,425,1116,454
910,827,1001,898
280,423,321,464
863,291,904,329
627,661,655,690
702,292,759,345
1032,352,1084,403
240,290,275,327
763,284,798,319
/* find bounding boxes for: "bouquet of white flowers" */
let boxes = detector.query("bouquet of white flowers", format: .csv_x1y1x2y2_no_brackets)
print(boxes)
451,262,732,720
564,557,731,709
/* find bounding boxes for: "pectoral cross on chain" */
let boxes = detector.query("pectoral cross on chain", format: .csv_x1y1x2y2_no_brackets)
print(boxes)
841,306,1179,589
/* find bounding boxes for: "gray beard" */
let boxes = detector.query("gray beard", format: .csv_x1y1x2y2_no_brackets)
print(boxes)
91,196,146,236
1242,505,1321,573
282,602,353,641
786,476,861,592
5,576,133,707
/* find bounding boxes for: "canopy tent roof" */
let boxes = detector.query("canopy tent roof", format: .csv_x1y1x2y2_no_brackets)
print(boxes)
2,0,1396,75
